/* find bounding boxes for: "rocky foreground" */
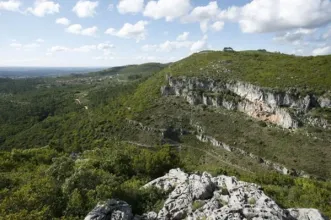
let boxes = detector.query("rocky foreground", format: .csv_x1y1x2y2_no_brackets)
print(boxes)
85,169,329,220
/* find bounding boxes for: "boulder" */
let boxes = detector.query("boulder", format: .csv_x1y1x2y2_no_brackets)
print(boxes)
84,199,133,220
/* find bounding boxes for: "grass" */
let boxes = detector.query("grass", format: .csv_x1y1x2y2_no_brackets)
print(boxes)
91,63,167,80
248,198,256,205
166,51,331,94
192,200,204,211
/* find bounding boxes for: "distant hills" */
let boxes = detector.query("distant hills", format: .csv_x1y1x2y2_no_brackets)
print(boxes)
0,67,106,78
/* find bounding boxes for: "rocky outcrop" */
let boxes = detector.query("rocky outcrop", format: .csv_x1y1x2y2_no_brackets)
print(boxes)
161,76,331,129
84,199,133,220
85,169,329,220
192,122,309,178
126,119,309,178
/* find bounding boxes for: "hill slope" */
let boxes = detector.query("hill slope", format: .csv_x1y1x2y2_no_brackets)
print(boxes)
0,52,331,219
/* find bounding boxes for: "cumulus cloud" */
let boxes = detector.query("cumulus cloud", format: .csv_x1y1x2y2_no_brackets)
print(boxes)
117,0,144,14
56,17,70,26
81,26,98,36
177,32,189,41
72,0,98,18
27,0,60,17
190,35,208,52
210,21,224,32
273,28,315,45
219,0,331,33
182,1,222,33
144,0,191,21
66,24,98,36
0,0,22,12
312,46,331,56
184,1,219,22
105,20,148,42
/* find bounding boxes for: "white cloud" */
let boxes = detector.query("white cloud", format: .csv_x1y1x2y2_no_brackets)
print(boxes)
190,35,208,52
9,42,22,48
117,0,144,14
142,41,191,52
144,0,191,21
142,35,208,53
97,43,114,50
185,1,219,22
183,1,220,33
273,28,315,45
73,45,97,52
50,46,69,52
0,0,21,12
177,32,189,41
72,0,98,18
159,40,192,52
36,38,44,43
105,20,148,42
56,17,70,26
211,21,224,32
24,43,40,49
81,26,98,36
220,0,331,33
93,56,114,60
66,24,98,36
67,24,82,34
27,0,60,17
49,43,114,54
312,46,331,56
10,42,40,50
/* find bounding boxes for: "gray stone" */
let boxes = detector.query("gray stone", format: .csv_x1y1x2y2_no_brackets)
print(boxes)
86,169,329,220
84,199,133,220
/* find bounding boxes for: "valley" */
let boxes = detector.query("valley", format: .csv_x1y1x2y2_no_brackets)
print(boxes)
0,51,331,219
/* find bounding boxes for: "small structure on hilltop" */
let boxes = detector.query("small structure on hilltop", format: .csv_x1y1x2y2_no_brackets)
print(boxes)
223,47,235,52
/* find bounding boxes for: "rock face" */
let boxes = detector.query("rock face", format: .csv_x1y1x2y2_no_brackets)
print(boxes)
192,122,308,178
85,169,329,220
161,76,331,129
84,199,133,220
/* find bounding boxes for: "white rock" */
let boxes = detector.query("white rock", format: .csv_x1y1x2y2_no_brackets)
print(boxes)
85,169,329,220
84,199,132,220
287,208,329,220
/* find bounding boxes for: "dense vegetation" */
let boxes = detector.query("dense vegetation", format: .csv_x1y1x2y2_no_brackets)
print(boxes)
170,51,331,94
0,53,331,219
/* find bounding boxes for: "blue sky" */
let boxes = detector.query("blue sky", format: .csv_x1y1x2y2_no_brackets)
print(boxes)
0,0,331,67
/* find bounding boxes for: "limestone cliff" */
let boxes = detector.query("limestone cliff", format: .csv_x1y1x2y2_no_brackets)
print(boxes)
85,169,329,220
161,76,331,129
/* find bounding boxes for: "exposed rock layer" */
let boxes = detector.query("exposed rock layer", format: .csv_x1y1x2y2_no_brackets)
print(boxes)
161,76,331,129
85,169,329,220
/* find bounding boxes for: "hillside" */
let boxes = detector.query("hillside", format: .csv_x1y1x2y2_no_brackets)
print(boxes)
0,52,331,219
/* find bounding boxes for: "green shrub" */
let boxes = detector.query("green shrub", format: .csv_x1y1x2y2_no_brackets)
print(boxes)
192,200,204,211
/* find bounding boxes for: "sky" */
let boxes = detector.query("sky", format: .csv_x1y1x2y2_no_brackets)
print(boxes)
0,0,331,67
